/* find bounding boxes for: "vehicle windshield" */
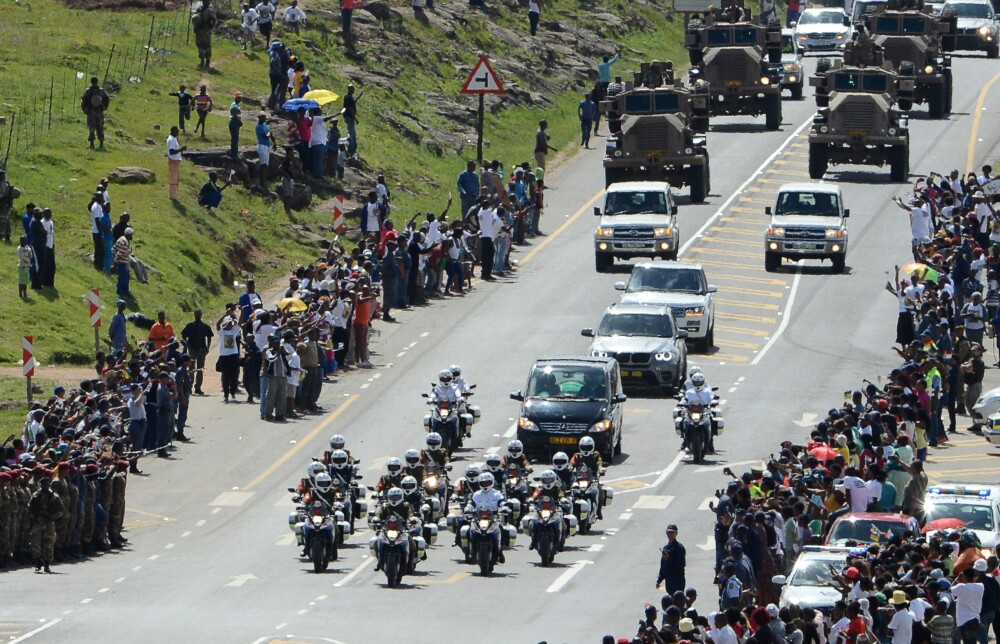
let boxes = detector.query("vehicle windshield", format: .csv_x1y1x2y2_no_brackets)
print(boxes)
833,73,861,91
862,74,888,92
527,366,607,399
775,191,841,216
598,313,675,338
902,16,928,32
707,29,732,45
827,518,911,544
788,559,844,587
624,94,653,113
734,27,759,43
875,16,901,32
627,268,704,294
854,0,887,21
654,93,681,112
799,10,846,23
604,191,669,216
924,500,996,530
945,2,993,17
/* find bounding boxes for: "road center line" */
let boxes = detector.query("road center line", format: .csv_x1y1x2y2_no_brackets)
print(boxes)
750,270,802,366
520,191,605,266
9,618,61,643
546,560,594,593
333,556,372,587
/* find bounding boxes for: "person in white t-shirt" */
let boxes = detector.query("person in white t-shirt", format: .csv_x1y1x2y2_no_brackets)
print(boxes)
829,602,851,644
240,3,259,50
166,126,185,201
951,567,984,643
286,342,304,417
895,196,932,259
887,592,915,644
843,467,870,512
308,110,337,178
283,0,306,33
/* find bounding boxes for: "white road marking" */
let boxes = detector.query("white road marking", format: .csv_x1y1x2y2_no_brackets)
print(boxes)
211,508,221,514
618,512,633,521
164,543,175,549
738,377,745,382
225,573,258,587
692,459,760,474
631,495,675,510
115,577,125,583
209,491,254,507
98,588,109,594
274,624,287,630
503,422,517,438
9,618,61,643
360,383,370,389
80,599,92,604
181,531,191,538
587,544,605,553
698,496,715,511
148,554,159,561
62,610,73,615
603,469,664,483
132,565,142,571
196,519,207,526
728,387,737,393
316,594,328,601
396,351,406,357
372,373,381,379
420,332,429,337
546,560,594,593
408,341,418,348
751,270,802,366
604,528,619,536
334,556,372,587
297,609,308,615
697,535,715,551
652,452,685,488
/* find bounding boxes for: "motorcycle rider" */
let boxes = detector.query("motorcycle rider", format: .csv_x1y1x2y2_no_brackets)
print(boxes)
374,457,405,496
452,464,481,547
682,366,712,393
432,369,460,402
502,439,531,470
420,432,450,468
464,472,506,564
402,449,426,483
400,475,423,514
551,451,575,491
483,453,506,492
450,364,473,438
683,372,716,453
570,436,604,520
327,449,356,531
529,469,565,551
372,487,413,572
296,461,328,499
324,434,357,466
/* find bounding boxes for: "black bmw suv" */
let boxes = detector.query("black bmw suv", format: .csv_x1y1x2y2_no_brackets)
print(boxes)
510,356,626,463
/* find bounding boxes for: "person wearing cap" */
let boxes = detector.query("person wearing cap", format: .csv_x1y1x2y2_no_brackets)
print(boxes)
262,334,291,421
962,343,986,428
229,97,243,162
28,471,64,573
657,524,687,594
112,226,134,298
973,557,998,644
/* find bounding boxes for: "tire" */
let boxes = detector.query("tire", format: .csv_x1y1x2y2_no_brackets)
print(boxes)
815,93,829,108
694,115,710,134
477,540,492,576
790,83,803,101
595,254,613,273
764,92,781,130
330,528,339,563
690,429,705,464
944,69,953,113
898,98,913,112
538,531,554,567
613,429,623,457
764,251,780,273
311,536,325,574
384,549,401,587
927,83,945,119
808,142,828,180
689,164,707,203
889,144,908,182
988,44,999,59
697,324,715,351
831,254,846,274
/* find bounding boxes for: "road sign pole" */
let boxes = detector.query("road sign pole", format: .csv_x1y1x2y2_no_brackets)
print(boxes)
22,335,34,404
477,94,484,166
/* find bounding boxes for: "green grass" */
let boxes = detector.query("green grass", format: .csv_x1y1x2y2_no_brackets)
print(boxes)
0,0,686,365
0,375,60,441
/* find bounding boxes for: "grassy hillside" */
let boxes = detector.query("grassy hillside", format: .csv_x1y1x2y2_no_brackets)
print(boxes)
0,0,687,365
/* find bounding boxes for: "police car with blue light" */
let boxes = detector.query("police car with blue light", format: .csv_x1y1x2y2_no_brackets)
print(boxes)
923,484,1000,550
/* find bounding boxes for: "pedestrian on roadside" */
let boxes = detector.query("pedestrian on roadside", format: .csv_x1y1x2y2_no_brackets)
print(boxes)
112,226,133,298
353,286,375,368
109,299,127,353
325,117,341,178
962,343,985,426
216,314,242,403
255,0,275,42
284,0,306,33
528,0,540,35
229,101,243,162
166,126,185,201
28,209,45,290
534,119,556,170
155,371,176,458
112,212,131,242
175,355,193,442
310,108,337,178
41,208,55,287
341,0,357,35
478,197,500,280
149,310,176,352
457,161,480,217
181,309,214,395
262,334,290,420
256,113,275,186
341,84,363,156
241,2,259,49
88,193,104,270
656,524,687,594
168,85,193,133
81,76,109,150
579,92,597,149
100,201,113,274
194,86,212,139
125,384,146,474
16,236,34,299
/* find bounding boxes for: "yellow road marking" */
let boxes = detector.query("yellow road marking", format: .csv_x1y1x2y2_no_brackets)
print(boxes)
609,479,652,490
689,247,760,259
756,177,793,184
773,159,808,167
693,258,767,271
244,394,360,491
708,352,751,362
738,196,774,204
715,338,761,350
927,452,999,462
724,208,763,216
711,227,763,236
717,311,777,324
929,466,1000,480
966,69,1000,172
765,169,811,177
421,572,472,585
716,324,772,337
125,508,175,521
716,298,780,311
748,186,778,194
707,274,788,286
698,236,761,247
723,285,785,298
520,190,605,266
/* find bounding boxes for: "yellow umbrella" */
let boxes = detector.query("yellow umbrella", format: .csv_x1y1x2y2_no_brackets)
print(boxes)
302,89,340,106
277,297,308,313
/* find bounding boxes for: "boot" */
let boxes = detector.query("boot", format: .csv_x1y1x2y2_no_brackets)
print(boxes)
498,550,505,564
43,562,51,574
529,537,537,550
35,558,42,571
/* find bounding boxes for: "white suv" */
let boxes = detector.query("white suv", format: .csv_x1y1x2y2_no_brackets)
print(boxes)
764,182,849,273
594,181,679,272
614,261,716,352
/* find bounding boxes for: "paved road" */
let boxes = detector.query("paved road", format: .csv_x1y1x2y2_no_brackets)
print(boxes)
7,55,1000,643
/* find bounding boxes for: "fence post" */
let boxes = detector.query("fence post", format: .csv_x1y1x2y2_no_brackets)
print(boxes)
48,77,54,130
144,16,155,75
103,43,116,85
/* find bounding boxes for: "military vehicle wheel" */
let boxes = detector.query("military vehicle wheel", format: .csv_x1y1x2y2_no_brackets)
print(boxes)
815,94,829,108
764,93,781,131
943,69,953,113
988,44,999,59
605,169,624,188
694,116,710,133
790,83,804,101
889,144,908,182
816,58,832,73
928,83,946,119
898,98,913,111
808,143,828,180
595,254,613,273
764,252,780,273
831,254,846,274
689,165,708,204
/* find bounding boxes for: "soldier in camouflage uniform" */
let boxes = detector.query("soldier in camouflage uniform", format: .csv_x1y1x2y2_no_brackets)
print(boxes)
94,463,114,550
16,473,33,562
0,473,14,566
50,463,75,560
192,0,219,69
29,471,64,573
0,167,20,243
81,467,97,554
108,460,129,548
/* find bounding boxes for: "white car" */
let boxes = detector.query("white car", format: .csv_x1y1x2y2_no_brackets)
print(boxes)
774,547,858,616
924,484,1000,550
971,386,1000,427
944,0,1000,58
794,8,852,53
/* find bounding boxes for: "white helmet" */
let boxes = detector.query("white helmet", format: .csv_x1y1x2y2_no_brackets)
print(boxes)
387,487,405,506
438,369,453,384
688,366,702,378
579,436,595,456
329,450,350,469
404,449,420,466
426,432,443,451
465,464,482,481
314,472,333,493
691,373,706,389
307,462,326,482
478,472,495,490
540,469,558,490
401,475,418,494
329,434,346,450
484,453,502,473
553,452,569,471
386,457,402,475
449,364,462,377
506,440,524,458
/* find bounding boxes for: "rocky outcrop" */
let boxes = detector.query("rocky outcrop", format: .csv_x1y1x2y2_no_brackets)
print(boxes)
108,167,156,184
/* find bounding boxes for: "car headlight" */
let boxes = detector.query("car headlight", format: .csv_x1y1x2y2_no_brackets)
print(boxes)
786,75,798,83
518,417,538,431
980,25,991,34
760,77,770,85
614,150,623,157
684,147,693,155
589,419,612,432
799,34,808,39
654,227,672,237
825,229,844,238
686,306,705,316
769,226,785,236
836,33,845,39
591,349,608,357
783,63,800,72
654,352,675,362
924,65,934,74
596,227,614,237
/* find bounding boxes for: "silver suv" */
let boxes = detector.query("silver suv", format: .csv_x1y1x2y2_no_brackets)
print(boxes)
614,261,716,352
594,181,679,272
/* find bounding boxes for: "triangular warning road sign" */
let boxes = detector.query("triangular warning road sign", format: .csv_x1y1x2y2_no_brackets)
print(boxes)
461,55,505,95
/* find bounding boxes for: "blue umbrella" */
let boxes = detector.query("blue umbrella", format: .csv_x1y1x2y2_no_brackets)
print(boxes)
281,98,320,111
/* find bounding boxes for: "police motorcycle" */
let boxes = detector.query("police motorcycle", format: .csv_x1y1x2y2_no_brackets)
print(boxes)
289,473,352,573
673,370,724,464
504,462,532,523
446,464,481,547
422,371,471,456
448,365,482,438
368,488,427,588
482,452,524,523
400,475,441,547
521,470,573,567
569,464,607,535
422,461,452,520
456,473,518,576
324,452,368,540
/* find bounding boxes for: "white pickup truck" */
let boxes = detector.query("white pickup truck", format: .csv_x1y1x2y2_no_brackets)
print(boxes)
764,182,849,273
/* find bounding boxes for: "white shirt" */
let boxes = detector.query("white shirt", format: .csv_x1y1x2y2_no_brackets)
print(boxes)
951,582,984,626
466,488,504,512
964,302,987,330
888,609,915,644
287,351,302,387
684,387,714,406
843,475,869,512
950,178,965,195
166,135,182,161
453,376,471,394
241,7,259,29
360,203,380,232
909,597,932,622
970,256,987,280
976,202,992,233
376,183,389,205
909,205,932,241
478,207,500,239
830,617,851,644
255,1,274,22
865,479,882,508
712,625,739,644
329,300,349,329
979,174,993,186
218,326,241,356
284,5,305,22
529,0,539,11
310,116,327,147
432,383,459,402
253,321,276,351
42,219,54,248
90,202,103,234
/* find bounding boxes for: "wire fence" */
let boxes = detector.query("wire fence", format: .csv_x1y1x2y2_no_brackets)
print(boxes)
0,4,192,163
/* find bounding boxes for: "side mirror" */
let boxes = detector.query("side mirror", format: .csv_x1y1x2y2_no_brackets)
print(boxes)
354,474,364,480
671,205,679,216
366,485,376,492
772,575,787,586
843,16,850,26
445,464,453,472
706,285,717,293
581,328,595,337
421,393,430,398
613,393,628,404
593,206,602,217
677,330,689,339
470,384,477,390
843,209,851,217
510,391,524,402
287,487,297,493
765,206,773,215
614,281,627,291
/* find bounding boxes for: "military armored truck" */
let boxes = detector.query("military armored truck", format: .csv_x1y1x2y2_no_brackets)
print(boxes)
862,0,956,118
684,0,784,130
808,32,910,181
601,62,712,202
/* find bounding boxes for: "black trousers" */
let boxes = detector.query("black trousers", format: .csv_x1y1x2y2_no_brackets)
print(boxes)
479,237,495,279
92,233,104,270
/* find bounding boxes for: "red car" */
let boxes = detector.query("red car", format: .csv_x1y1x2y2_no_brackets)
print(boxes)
825,512,920,546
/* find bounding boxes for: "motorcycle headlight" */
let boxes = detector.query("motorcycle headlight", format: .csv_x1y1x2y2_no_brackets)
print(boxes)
478,519,490,530
518,417,538,431
769,226,786,237
760,77,770,85
691,412,703,422
924,65,934,74
386,529,399,540
509,477,518,486
439,408,449,418
825,228,843,238
654,227,672,237
654,352,674,362
312,515,323,527
596,227,615,237
541,509,552,520
425,475,438,488
590,419,612,432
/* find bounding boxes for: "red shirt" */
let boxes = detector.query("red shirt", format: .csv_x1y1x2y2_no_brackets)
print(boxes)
296,117,312,142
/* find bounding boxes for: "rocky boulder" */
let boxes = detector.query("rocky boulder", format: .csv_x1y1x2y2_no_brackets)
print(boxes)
107,167,156,184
